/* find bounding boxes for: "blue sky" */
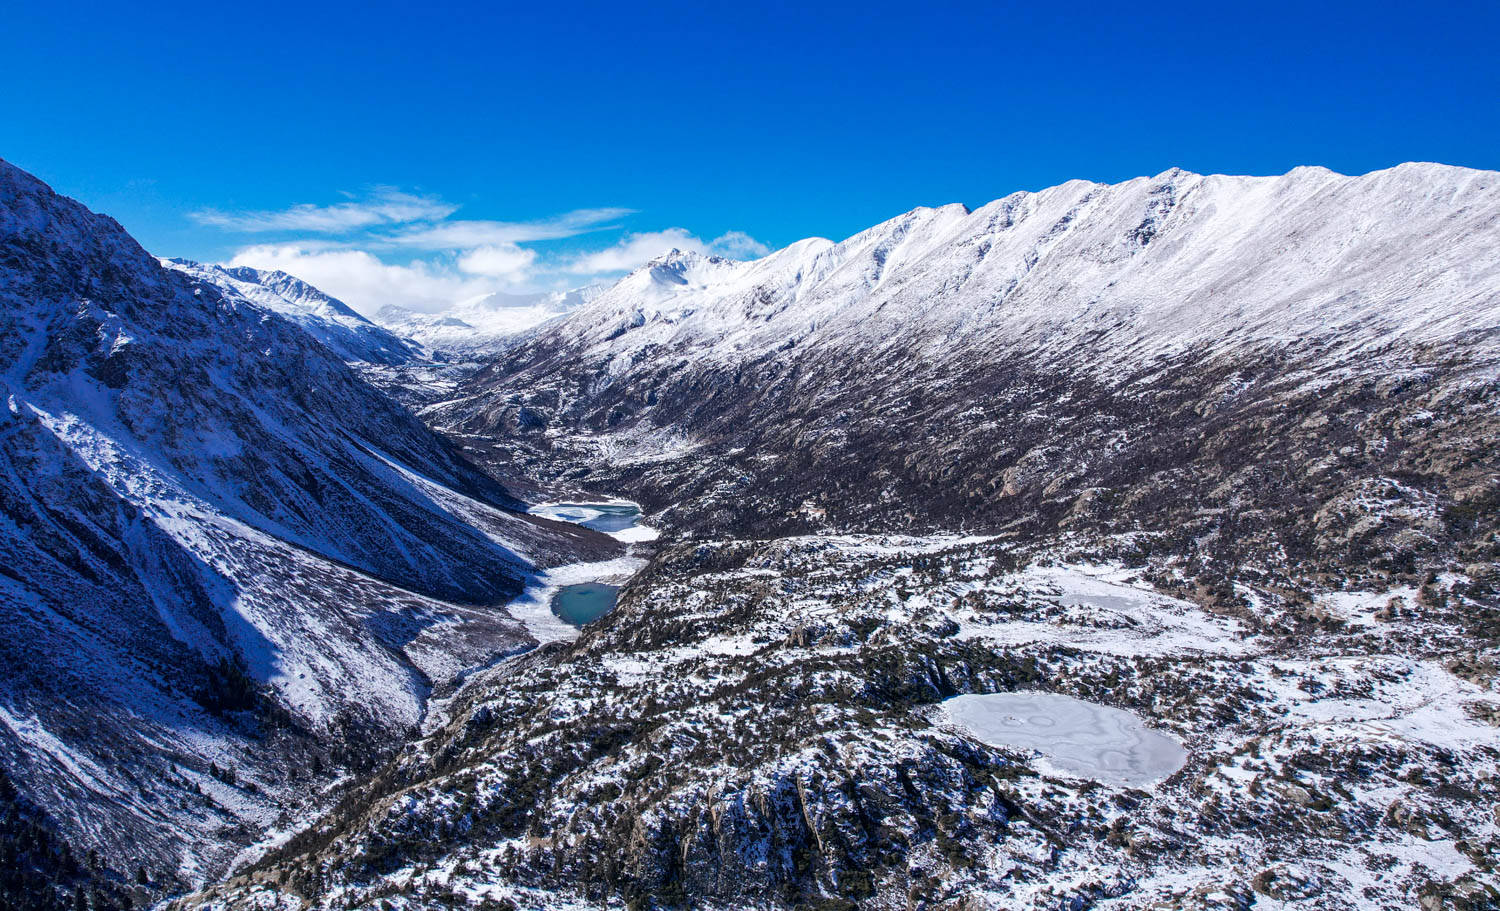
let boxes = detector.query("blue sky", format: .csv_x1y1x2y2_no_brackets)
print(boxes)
3,0,1497,314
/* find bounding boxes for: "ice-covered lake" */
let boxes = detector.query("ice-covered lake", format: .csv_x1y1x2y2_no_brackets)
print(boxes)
941,691,1187,788
524,501,657,628
531,502,640,532
529,501,658,543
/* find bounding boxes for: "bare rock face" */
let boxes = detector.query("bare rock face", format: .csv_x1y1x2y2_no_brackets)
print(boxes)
0,159,615,905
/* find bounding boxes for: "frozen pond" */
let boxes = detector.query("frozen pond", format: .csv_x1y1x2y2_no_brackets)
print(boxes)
529,501,658,542
532,502,640,533
551,582,619,627
512,500,655,637
941,692,1187,788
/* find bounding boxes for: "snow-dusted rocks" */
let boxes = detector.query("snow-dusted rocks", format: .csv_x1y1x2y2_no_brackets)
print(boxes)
180,532,1500,910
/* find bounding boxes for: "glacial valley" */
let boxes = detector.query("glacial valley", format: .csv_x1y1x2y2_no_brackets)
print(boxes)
1,158,1497,911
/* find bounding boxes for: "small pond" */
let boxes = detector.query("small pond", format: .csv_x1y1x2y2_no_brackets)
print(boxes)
941,691,1187,788
551,582,620,627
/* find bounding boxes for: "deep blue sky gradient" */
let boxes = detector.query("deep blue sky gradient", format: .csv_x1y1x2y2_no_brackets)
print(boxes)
3,0,1497,263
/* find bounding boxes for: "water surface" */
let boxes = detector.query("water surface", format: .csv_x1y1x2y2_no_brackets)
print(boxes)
551,582,619,626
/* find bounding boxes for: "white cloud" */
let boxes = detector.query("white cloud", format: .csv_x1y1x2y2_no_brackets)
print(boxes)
566,228,771,274
386,208,634,249
710,230,772,259
456,243,537,280
192,188,455,233
567,228,704,274
199,185,771,318
227,244,503,316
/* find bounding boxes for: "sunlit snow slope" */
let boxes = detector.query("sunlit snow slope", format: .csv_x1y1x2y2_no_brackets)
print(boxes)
164,259,423,365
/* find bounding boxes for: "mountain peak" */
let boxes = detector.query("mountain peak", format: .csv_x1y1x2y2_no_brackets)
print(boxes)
162,258,420,364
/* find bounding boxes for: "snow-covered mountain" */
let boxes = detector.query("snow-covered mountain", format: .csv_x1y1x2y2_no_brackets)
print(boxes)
185,163,1500,911
163,259,422,365
490,163,1499,369
376,286,604,356
0,159,614,904
442,163,1500,542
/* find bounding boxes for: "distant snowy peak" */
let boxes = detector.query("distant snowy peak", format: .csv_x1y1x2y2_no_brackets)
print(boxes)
165,258,422,365
549,162,1500,366
642,248,739,284
591,248,760,324
374,284,608,356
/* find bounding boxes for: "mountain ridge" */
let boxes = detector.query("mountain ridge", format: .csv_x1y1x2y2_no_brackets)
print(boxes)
162,258,424,365
514,161,1499,367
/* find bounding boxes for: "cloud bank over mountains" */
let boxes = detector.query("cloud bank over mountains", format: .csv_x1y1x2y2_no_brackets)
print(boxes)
194,187,768,317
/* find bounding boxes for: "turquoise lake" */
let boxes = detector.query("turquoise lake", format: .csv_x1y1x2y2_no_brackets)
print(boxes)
551,582,620,626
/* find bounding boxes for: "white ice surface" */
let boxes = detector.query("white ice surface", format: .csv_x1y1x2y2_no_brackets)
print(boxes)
942,691,1188,788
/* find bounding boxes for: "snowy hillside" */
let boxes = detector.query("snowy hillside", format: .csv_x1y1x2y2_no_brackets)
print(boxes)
501,164,1500,369
438,163,1500,547
164,259,422,365
0,158,615,902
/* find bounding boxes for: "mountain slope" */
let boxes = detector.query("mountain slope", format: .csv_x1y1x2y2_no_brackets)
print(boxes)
178,163,1500,911
0,158,614,905
163,259,422,365
440,164,1500,570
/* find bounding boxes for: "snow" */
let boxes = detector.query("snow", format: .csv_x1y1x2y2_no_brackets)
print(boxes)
941,691,1189,789
954,562,1255,657
529,499,662,543
520,163,1500,379
164,258,420,364
1276,657,1500,751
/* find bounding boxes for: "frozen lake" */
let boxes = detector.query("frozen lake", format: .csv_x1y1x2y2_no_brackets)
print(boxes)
941,691,1187,788
529,501,659,542
531,502,641,533
516,500,657,632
